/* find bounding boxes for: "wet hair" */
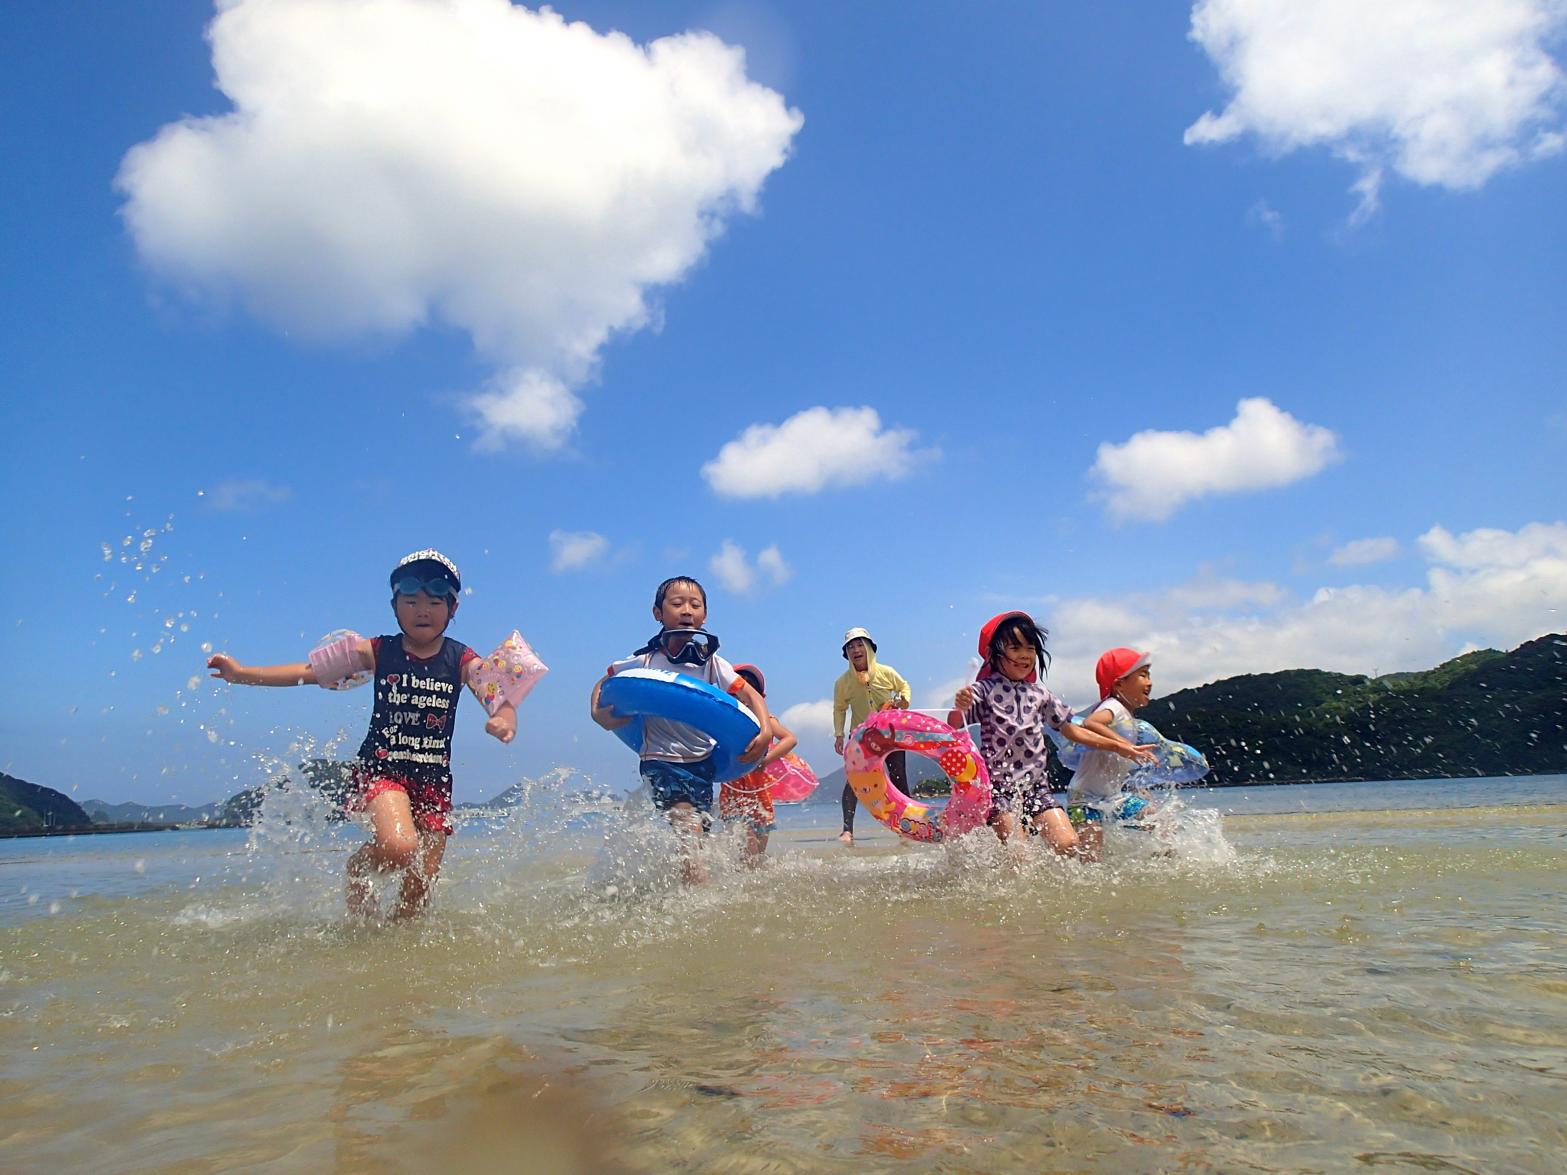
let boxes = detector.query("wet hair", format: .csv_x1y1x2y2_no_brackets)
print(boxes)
987,614,1051,677
653,576,707,611
736,666,765,695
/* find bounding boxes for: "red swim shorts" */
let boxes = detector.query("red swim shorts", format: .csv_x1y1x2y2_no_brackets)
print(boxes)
351,775,454,836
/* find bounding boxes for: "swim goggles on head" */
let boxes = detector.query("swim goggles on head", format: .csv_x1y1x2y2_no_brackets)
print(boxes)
658,628,720,666
392,575,459,599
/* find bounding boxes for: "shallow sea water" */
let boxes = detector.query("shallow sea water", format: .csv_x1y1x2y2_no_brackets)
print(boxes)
2,776,1565,1173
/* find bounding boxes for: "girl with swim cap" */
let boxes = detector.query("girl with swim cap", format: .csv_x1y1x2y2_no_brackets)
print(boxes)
590,576,772,884
949,612,1152,855
207,549,518,919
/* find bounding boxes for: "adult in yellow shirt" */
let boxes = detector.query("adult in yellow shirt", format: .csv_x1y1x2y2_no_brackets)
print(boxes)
832,627,910,846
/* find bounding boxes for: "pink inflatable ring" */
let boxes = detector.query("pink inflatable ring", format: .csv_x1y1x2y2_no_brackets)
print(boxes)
842,710,992,844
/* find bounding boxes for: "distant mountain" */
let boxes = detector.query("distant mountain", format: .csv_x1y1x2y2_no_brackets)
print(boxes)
219,759,358,825
804,757,953,804
2,772,92,832
81,798,224,825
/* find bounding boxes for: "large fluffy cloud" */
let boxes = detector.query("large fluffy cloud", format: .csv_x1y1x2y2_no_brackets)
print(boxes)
116,0,802,449
1037,521,1567,707
701,406,929,498
1185,0,1567,220
1091,397,1340,522
708,539,791,594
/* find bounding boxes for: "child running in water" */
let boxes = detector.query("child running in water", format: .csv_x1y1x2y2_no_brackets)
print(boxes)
949,612,1151,855
1067,647,1157,861
590,576,771,884
718,664,798,868
206,550,516,918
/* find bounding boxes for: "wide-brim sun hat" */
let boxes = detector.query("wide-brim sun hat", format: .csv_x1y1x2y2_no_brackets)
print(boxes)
841,626,876,655
1095,647,1151,701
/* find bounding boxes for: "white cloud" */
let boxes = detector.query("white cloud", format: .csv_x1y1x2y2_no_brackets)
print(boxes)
1185,0,1567,221
1329,536,1401,567
1039,520,1567,709
701,406,929,498
548,529,609,573
1166,572,1286,610
1091,397,1341,522
204,479,292,511
779,698,834,739
755,545,792,585
708,539,791,594
116,0,802,451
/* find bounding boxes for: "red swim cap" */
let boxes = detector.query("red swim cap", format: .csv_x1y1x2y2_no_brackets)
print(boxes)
976,611,1036,681
1095,648,1151,701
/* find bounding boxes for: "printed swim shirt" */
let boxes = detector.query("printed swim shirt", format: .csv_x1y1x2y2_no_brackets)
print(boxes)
961,676,1074,791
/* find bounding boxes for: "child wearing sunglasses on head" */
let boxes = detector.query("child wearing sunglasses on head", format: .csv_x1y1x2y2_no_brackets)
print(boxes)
207,549,516,918
590,576,771,884
948,612,1152,857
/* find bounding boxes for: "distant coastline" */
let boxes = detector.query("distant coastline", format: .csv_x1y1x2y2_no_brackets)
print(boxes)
0,821,214,840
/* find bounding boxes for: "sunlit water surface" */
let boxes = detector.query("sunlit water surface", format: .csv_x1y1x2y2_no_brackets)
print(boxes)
3,775,1565,1172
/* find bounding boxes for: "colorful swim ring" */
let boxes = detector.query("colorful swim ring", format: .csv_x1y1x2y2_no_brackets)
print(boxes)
760,751,818,803
600,667,762,783
842,710,992,844
1048,717,1209,785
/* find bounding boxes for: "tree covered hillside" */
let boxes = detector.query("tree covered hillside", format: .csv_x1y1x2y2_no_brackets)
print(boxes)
1,772,92,833
1145,633,1566,785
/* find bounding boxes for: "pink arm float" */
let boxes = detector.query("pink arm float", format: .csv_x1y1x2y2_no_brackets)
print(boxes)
470,630,549,716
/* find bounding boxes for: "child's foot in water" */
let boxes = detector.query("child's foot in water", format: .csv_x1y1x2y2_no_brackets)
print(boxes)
838,830,854,847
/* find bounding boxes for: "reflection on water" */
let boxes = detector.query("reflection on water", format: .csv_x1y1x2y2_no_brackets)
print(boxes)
1,778,1565,1172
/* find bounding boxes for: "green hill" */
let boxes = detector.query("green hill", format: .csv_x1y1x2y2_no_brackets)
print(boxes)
1113,633,1566,785
1,772,93,833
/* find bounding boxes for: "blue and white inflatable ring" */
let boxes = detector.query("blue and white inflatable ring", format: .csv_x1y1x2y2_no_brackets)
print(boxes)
600,667,762,783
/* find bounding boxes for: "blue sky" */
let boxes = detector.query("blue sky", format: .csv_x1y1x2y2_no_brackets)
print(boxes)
4,0,1565,807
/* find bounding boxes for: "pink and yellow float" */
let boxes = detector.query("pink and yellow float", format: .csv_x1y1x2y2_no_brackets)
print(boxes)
842,709,991,844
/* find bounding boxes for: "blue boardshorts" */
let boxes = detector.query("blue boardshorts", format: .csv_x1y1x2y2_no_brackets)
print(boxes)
641,756,717,815
1067,794,1150,825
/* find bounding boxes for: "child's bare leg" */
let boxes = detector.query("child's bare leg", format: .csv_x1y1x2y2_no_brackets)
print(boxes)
668,802,709,885
1034,808,1080,857
1076,820,1104,862
743,825,769,868
992,810,1017,843
347,790,419,915
394,829,448,919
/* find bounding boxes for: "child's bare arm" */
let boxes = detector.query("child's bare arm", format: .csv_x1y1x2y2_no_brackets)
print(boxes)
948,684,975,728
757,717,797,766
207,654,316,687
1061,720,1156,763
485,701,517,743
590,675,633,730
735,679,772,762
461,659,518,743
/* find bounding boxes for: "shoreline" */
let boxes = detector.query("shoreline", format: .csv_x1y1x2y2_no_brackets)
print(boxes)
0,822,235,840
